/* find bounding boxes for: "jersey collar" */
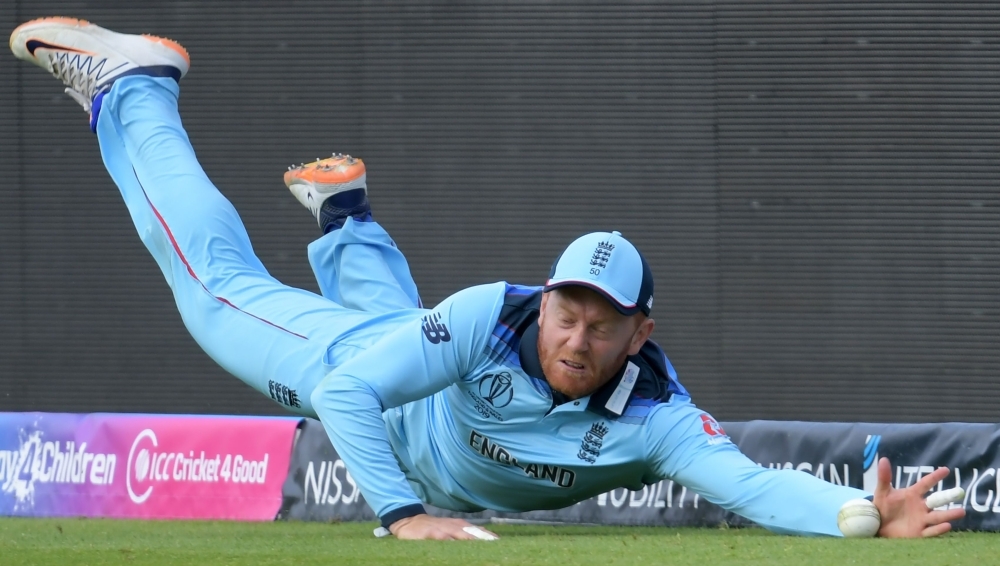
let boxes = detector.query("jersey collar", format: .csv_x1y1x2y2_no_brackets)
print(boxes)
518,319,638,418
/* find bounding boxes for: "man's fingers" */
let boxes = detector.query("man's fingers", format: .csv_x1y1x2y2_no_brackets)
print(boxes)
875,457,893,499
921,522,952,538
926,507,966,526
462,525,499,540
913,466,951,494
446,525,498,540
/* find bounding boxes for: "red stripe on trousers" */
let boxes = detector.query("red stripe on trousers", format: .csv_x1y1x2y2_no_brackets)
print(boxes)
138,180,308,341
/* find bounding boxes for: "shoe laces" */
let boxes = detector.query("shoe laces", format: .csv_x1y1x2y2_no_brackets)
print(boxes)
48,52,106,113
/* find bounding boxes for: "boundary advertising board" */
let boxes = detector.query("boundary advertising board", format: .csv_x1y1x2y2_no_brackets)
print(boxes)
0,413,299,520
279,419,1000,531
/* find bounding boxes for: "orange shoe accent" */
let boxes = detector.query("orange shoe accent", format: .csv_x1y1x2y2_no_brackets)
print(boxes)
142,34,190,66
284,155,366,187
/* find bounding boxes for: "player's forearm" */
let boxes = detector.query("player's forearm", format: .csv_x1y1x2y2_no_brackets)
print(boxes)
310,372,425,523
648,399,869,536
669,441,869,536
708,465,869,536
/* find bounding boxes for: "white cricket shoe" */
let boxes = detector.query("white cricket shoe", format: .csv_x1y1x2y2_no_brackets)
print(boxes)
10,17,190,113
284,154,368,223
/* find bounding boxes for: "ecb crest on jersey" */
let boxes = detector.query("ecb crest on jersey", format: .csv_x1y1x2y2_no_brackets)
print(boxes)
578,421,609,464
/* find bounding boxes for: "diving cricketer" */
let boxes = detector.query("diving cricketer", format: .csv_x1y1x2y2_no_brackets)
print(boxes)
10,18,965,540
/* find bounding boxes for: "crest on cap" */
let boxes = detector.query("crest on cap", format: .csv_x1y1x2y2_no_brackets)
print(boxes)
590,241,615,269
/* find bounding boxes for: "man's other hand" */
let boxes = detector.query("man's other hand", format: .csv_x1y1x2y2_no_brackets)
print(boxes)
390,514,500,540
874,457,966,538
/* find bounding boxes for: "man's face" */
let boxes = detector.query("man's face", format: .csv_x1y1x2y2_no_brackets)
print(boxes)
536,287,654,400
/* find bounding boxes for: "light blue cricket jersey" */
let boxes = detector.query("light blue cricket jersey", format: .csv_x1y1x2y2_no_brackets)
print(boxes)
312,282,868,536
93,76,863,539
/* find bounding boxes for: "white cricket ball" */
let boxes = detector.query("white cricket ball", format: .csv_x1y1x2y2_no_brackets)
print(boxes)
837,498,881,538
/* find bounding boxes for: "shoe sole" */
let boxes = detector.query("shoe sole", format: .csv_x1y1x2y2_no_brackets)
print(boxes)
285,156,367,195
10,16,190,70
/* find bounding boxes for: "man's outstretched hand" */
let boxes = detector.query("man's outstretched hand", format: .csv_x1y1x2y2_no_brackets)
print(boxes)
390,514,500,540
873,457,966,538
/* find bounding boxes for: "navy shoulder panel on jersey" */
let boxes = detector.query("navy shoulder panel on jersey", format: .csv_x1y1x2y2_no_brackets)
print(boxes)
485,284,543,369
637,340,690,400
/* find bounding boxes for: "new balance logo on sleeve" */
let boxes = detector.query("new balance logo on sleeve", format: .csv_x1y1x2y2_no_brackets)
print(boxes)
421,312,451,344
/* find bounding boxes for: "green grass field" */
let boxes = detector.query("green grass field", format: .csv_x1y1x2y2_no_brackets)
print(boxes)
1,518,998,566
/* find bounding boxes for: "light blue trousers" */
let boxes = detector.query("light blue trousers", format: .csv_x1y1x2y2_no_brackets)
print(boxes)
95,76,421,417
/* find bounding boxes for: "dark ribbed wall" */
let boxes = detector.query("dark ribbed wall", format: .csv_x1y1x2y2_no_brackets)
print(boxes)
1,2,996,422
715,2,1000,420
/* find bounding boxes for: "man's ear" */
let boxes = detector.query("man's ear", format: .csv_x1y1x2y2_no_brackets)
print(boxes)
538,291,550,325
627,317,655,356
